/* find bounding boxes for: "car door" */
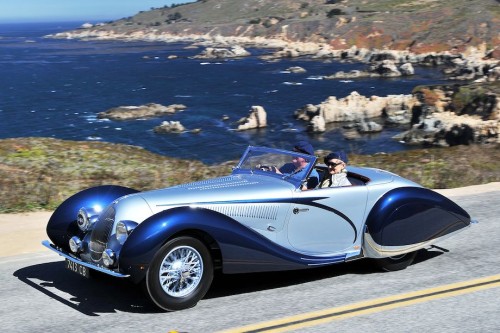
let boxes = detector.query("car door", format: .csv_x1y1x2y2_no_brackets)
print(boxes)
286,185,368,254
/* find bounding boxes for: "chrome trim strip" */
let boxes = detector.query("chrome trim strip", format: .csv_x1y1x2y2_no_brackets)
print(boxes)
41,240,129,278
362,225,471,259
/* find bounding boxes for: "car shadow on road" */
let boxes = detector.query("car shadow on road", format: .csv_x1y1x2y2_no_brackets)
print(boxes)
13,260,161,316
206,247,445,299
13,247,445,316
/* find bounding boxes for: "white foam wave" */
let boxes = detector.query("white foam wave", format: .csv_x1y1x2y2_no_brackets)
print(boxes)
306,76,324,80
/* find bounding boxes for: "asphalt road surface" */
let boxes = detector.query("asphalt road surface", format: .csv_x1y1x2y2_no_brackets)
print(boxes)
1,189,499,333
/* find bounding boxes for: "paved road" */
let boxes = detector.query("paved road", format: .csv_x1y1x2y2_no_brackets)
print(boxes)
1,190,499,333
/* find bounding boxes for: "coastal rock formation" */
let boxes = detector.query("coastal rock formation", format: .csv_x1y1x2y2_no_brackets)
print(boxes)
153,121,185,133
396,83,500,146
295,92,415,132
193,45,250,59
308,115,326,133
356,119,383,133
237,106,267,131
393,112,499,146
286,66,306,73
98,103,186,120
324,61,414,79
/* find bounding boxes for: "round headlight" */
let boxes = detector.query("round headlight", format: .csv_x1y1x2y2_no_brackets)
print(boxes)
116,221,128,244
102,249,116,267
115,220,138,245
69,236,83,253
76,208,90,232
77,207,101,232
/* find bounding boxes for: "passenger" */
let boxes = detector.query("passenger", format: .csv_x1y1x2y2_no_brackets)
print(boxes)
320,151,351,188
278,140,319,190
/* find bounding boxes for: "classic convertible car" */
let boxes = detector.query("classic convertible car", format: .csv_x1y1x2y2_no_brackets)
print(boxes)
43,146,473,311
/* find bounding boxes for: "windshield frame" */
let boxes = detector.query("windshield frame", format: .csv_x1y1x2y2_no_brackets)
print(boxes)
232,146,318,188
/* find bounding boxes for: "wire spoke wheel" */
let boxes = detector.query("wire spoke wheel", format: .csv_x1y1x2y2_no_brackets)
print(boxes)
159,245,203,297
146,236,213,311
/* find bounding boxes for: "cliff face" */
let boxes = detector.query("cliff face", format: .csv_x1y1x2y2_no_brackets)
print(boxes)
82,0,499,58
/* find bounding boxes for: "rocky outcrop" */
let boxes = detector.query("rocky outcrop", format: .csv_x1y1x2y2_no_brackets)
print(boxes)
286,66,306,73
296,85,499,145
236,106,267,131
193,45,250,59
393,112,499,146
395,84,500,146
295,92,415,133
153,121,185,133
324,61,414,79
98,103,186,120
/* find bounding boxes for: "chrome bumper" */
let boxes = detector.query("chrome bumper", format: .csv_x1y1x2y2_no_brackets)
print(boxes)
42,240,130,278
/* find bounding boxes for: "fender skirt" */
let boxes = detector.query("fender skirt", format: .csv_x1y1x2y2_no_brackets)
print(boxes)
365,187,471,247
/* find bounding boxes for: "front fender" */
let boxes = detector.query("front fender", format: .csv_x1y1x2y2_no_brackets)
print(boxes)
46,185,139,250
365,187,471,248
119,207,346,282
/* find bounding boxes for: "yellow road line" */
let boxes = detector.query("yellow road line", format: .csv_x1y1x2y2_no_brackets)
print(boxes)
218,274,500,333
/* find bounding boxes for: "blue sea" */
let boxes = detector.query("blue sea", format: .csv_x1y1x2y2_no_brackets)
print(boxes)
0,22,454,164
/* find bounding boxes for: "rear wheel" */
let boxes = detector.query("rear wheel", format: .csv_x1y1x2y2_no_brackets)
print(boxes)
373,251,417,272
145,236,213,311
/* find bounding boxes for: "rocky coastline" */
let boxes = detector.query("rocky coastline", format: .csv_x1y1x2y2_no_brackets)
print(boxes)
47,27,499,82
46,9,499,148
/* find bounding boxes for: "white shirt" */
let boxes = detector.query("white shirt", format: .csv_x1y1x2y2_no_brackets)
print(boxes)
320,172,351,188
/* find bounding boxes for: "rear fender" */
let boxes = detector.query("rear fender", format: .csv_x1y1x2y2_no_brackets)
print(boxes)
46,185,139,250
364,187,470,257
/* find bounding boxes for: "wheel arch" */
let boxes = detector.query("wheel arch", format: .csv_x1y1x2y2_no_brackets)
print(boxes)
163,228,223,271
119,207,235,283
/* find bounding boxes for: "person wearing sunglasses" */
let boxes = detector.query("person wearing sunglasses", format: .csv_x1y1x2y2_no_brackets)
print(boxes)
320,151,351,188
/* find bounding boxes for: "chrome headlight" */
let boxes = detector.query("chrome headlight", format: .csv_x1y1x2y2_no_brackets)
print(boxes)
115,220,138,245
102,249,116,267
77,206,102,232
69,236,83,253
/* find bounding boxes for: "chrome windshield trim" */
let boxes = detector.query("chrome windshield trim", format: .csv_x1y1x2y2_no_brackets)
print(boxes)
41,240,129,278
233,146,318,187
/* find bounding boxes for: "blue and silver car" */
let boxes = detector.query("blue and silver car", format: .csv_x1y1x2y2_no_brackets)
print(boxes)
43,146,473,311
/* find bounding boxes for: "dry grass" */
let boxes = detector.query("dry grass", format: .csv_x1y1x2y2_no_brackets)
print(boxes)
0,138,498,213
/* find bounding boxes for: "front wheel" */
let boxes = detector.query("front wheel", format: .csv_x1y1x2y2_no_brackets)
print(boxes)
145,236,213,311
373,251,417,272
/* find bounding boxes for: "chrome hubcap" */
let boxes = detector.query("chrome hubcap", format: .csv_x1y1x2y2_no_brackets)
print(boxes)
159,245,203,297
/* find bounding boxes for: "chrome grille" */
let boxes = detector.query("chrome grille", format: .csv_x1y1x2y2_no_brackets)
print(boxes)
89,206,115,261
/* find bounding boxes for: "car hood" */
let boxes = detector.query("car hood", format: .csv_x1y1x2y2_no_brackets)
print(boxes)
126,174,295,215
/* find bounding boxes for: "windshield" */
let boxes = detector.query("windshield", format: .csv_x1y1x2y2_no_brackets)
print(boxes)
233,146,317,186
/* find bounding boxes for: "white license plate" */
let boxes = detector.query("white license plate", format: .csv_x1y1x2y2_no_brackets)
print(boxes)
65,258,90,278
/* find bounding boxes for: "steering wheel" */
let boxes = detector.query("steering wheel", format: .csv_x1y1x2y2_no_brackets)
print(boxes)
256,164,277,172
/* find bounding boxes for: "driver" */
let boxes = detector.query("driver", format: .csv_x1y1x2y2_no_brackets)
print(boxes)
278,140,319,190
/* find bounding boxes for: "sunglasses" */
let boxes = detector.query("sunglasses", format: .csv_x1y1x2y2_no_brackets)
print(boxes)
327,161,342,167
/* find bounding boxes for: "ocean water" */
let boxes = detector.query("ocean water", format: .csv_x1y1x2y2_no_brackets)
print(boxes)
0,22,454,164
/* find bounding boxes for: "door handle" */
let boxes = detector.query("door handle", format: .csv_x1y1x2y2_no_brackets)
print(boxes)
293,207,309,214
